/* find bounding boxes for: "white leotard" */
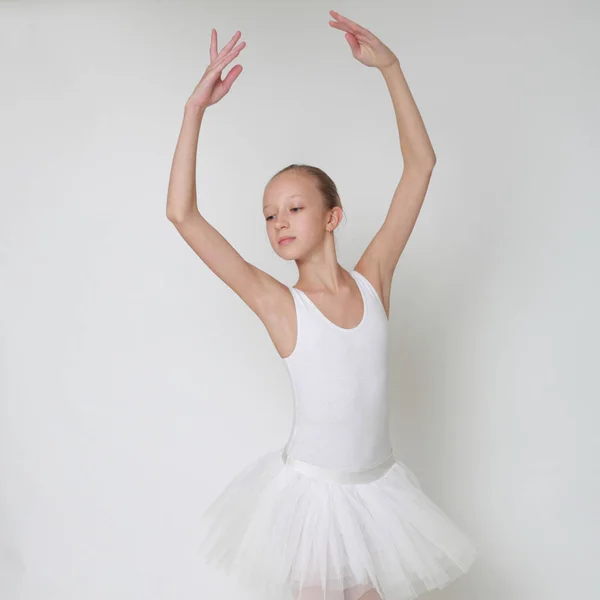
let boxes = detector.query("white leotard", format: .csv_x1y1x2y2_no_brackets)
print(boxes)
199,269,480,597
281,270,393,474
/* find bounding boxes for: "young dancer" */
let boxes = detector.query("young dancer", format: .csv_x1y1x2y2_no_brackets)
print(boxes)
166,10,478,600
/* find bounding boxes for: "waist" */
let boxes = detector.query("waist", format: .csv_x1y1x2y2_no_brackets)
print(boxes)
281,447,396,484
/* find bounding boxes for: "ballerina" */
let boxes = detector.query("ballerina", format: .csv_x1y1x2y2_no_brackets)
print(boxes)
166,9,478,600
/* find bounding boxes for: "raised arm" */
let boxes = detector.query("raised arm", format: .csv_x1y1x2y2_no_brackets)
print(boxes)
166,30,280,318
356,60,436,306
328,11,436,314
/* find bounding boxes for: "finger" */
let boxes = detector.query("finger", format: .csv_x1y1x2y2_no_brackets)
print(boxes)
210,29,217,62
328,19,371,41
211,40,246,73
329,10,373,38
329,9,360,28
211,35,244,72
345,33,360,53
216,30,242,61
222,64,243,92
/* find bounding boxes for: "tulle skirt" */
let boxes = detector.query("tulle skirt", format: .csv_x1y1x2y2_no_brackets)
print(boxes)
197,448,479,600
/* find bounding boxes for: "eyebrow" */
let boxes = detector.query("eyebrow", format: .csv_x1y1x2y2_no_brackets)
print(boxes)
263,195,302,211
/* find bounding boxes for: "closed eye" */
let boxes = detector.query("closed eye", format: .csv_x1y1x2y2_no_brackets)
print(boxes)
265,207,302,221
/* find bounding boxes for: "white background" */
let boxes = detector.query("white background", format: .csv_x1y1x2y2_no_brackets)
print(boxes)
1,1,598,599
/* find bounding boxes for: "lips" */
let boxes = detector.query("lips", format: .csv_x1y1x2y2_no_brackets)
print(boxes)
278,236,296,245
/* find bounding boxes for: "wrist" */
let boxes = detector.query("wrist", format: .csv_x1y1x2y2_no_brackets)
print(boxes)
185,101,208,115
379,59,401,76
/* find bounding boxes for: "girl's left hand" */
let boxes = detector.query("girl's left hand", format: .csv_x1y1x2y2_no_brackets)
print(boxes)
328,10,398,71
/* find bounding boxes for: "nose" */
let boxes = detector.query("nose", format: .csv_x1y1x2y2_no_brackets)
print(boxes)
274,216,290,230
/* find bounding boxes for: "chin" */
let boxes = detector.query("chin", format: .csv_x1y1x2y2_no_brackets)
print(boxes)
277,247,299,259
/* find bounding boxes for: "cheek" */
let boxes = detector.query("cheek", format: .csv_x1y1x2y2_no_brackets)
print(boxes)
299,213,322,236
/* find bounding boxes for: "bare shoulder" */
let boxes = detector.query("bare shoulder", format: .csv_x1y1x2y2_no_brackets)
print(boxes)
353,258,391,319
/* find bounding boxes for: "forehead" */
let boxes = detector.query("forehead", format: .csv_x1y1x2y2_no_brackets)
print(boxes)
263,172,315,209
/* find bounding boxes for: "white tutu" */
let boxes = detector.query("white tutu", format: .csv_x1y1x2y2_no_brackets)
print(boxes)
197,448,479,600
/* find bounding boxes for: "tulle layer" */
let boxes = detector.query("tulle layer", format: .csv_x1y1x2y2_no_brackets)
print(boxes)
197,449,478,600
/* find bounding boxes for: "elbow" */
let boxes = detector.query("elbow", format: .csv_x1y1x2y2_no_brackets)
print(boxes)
166,205,197,224
405,154,436,173
422,154,436,171
166,200,185,224
166,208,178,223
167,212,186,225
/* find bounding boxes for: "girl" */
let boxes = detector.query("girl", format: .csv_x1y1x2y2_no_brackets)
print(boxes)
166,10,478,600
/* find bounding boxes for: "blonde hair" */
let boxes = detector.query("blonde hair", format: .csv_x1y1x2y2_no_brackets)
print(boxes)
270,164,346,226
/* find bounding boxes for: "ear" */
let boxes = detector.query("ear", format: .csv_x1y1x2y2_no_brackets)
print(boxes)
327,206,344,231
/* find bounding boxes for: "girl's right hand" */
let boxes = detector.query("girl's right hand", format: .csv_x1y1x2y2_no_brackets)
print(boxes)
186,29,246,110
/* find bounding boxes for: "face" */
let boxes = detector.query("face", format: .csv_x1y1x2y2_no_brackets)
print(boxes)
262,171,339,257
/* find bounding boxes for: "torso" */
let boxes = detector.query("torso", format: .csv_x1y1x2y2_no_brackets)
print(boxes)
278,268,392,469
262,268,388,360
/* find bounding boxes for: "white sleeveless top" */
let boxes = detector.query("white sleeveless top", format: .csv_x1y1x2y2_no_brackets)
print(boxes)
281,270,393,472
